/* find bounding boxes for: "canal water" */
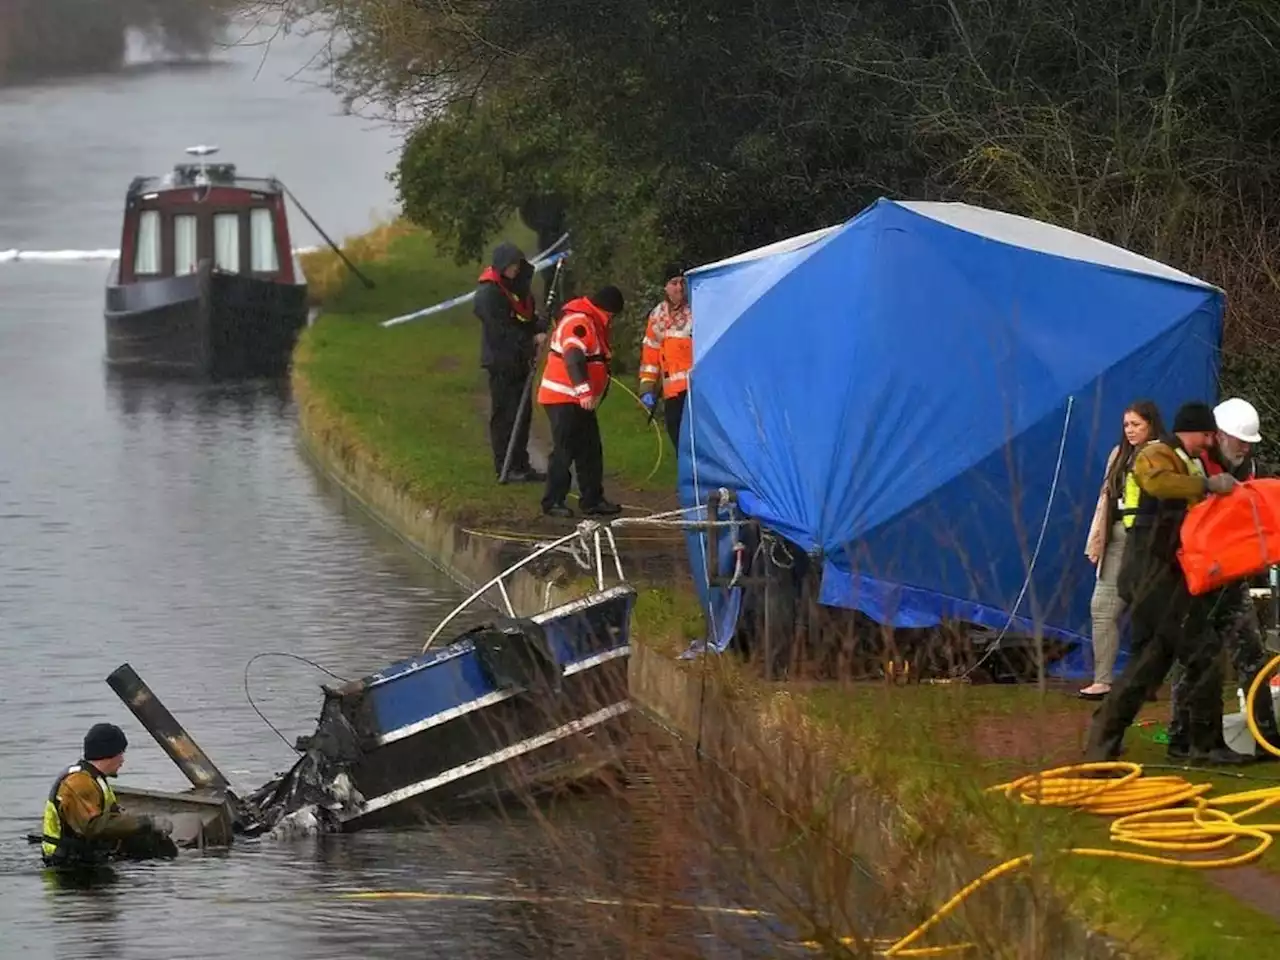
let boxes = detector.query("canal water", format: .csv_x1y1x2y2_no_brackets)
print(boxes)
0,20,756,960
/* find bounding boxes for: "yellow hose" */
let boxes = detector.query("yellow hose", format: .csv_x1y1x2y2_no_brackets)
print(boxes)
608,376,667,481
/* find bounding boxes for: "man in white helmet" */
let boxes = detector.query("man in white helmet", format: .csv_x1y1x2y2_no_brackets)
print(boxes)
1214,397,1263,471
1166,396,1279,760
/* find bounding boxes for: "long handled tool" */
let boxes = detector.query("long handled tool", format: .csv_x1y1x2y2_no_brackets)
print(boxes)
280,183,376,290
498,257,567,484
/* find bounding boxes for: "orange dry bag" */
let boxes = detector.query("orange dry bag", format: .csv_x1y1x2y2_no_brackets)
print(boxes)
1177,478,1280,595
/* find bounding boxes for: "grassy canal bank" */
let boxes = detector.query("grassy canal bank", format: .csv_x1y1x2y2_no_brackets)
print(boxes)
293,224,1280,958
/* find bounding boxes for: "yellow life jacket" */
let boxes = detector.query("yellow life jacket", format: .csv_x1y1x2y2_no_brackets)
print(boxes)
1118,471,1142,529
41,762,119,863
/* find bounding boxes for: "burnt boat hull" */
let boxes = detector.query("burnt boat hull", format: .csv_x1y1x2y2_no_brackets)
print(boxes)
104,260,307,379
247,585,636,832
112,785,234,849
349,669,631,828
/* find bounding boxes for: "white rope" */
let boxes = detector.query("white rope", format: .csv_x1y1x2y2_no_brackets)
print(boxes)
956,396,1075,681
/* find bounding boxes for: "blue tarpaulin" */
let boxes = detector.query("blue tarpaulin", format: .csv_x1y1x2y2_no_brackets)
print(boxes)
678,198,1224,677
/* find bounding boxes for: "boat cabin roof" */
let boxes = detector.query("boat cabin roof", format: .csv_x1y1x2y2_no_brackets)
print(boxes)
115,153,301,287
127,163,282,202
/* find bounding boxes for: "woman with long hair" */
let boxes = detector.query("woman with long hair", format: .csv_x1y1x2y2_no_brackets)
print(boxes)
1080,399,1166,699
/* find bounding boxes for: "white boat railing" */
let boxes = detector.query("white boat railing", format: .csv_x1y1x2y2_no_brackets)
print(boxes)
421,498,748,653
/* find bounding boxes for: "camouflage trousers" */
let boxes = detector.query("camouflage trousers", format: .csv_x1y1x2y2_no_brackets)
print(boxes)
1167,581,1279,751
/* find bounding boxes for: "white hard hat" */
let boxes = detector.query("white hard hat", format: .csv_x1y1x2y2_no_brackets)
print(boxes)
1214,397,1262,444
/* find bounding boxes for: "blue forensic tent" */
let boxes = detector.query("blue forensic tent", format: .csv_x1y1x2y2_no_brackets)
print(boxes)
679,198,1224,675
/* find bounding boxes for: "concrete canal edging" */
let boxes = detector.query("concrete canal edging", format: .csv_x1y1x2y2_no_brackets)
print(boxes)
290,365,1124,959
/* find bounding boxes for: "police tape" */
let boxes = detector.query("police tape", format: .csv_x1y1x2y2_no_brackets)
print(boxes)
380,236,571,329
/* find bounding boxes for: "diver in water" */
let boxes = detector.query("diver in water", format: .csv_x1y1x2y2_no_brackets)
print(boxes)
40,723,178,868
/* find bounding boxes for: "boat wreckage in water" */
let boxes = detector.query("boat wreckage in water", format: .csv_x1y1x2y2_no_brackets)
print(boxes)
240,585,635,837
95,521,647,847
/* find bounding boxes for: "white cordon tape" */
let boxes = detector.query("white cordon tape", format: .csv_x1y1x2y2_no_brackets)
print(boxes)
0,246,321,263
380,234,571,328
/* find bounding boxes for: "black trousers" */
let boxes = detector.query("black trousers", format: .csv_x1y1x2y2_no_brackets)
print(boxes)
542,403,604,509
663,391,686,450
1084,561,1221,760
1168,580,1279,749
487,364,534,476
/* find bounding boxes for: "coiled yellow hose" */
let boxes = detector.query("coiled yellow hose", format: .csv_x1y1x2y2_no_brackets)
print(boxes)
863,651,1280,957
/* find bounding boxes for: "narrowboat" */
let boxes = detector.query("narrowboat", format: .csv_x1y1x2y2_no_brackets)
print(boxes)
241,583,636,834
104,146,308,379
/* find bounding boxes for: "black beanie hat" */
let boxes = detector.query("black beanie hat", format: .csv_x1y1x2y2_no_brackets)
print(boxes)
590,286,625,314
84,723,128,761
1173,401,1216,434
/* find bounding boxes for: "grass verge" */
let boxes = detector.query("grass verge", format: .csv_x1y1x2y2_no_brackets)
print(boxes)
296,223,1280,958
296,223,678,528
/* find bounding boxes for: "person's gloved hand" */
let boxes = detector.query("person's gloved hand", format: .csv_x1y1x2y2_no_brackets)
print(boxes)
640,392,657,412
1206,472,1238,495
579,395,599,412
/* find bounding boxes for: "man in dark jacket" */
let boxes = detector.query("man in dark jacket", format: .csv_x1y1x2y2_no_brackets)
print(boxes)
475,242,548,482
1167,397,1279,759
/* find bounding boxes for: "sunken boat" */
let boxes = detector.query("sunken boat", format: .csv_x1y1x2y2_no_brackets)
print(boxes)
104,146,308,379
242,583,636,835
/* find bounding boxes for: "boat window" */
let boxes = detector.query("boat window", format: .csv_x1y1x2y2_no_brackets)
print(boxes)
134,210,161,275
214,213,240,273
249,208,279,273
174,215,199,276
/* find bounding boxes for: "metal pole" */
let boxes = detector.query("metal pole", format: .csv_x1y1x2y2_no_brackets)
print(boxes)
106,663,232,793
281,183,376,290
1270,565,1280,652
499,257,565,484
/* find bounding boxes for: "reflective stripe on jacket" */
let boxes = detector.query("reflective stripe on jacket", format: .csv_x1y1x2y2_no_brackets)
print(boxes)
538,297,612,406
42,762,118,862
639,300,692,400
1178,447,1207,478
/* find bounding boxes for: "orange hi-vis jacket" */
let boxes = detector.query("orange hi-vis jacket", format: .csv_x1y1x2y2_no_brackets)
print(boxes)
639,300,692,400
537,297,613,406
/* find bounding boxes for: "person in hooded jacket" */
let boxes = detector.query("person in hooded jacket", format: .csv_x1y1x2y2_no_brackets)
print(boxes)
475,242,548,483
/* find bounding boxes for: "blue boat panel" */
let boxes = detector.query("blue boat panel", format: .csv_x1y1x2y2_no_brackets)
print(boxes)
364,639,475,689
365,648,494,736
544,592,636,664
359,586,638,737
